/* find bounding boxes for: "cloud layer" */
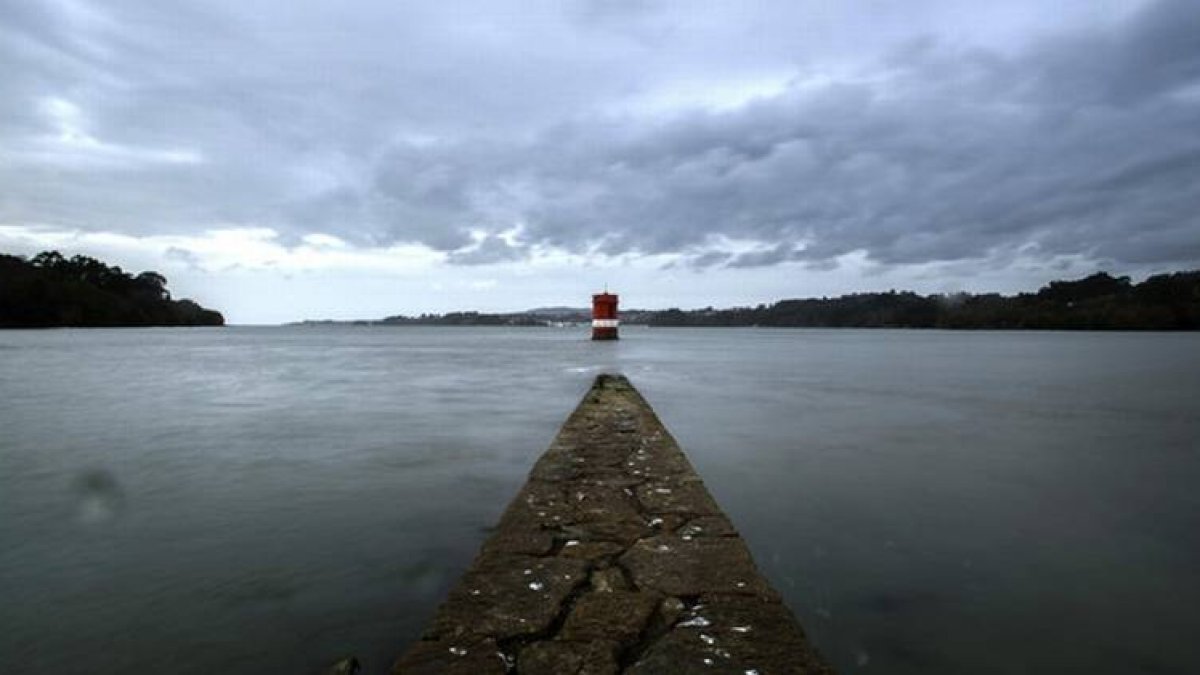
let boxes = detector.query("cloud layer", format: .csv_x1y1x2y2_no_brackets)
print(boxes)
2,0,1198,287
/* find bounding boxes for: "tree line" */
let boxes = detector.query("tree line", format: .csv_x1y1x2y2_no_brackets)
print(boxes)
370,270,1200,330
645,271,1200,330
0,251,224,328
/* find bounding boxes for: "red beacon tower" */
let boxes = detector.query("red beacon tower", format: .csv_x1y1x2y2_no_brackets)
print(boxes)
591,290,619,340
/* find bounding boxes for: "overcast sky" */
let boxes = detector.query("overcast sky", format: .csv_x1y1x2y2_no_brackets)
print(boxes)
2,0,1198,323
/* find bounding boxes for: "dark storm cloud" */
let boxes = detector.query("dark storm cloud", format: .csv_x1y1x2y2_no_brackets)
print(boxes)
1035,0,1200,105
2,0,1197,270
349,0,1200,267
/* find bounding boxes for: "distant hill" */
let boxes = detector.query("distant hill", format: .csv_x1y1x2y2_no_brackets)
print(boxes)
347,270,1200,331
523,306,588,317
644,271,1200,330
0,251,224,328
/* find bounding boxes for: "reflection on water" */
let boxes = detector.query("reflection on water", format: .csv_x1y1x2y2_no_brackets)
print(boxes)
1,326,1198,674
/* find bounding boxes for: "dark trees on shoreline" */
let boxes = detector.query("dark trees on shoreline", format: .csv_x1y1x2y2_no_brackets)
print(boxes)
642,272,1200,330
371,271,1200,330
0,251,224,328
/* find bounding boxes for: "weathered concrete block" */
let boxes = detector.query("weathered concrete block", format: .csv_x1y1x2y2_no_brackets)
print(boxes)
517,640,621,675
393,374,831,674
627,594,834,675
620,535,776,598
636,479,722,515
679,514,739,538
559,540,626,561
589,566,631,593
427,554,588,641
560,590,659,642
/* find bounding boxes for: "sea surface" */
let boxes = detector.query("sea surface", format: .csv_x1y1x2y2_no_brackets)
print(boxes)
1,326,1198,674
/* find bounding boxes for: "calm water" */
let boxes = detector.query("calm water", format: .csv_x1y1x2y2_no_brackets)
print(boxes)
1,326,1198,674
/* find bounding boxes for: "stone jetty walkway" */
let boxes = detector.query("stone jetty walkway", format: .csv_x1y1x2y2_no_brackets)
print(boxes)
393,374,832,674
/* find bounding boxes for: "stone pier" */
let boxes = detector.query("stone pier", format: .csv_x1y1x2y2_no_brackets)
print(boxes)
393,374,832,674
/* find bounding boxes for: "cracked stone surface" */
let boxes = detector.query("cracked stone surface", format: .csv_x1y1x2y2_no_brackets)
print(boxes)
393,374,833,674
